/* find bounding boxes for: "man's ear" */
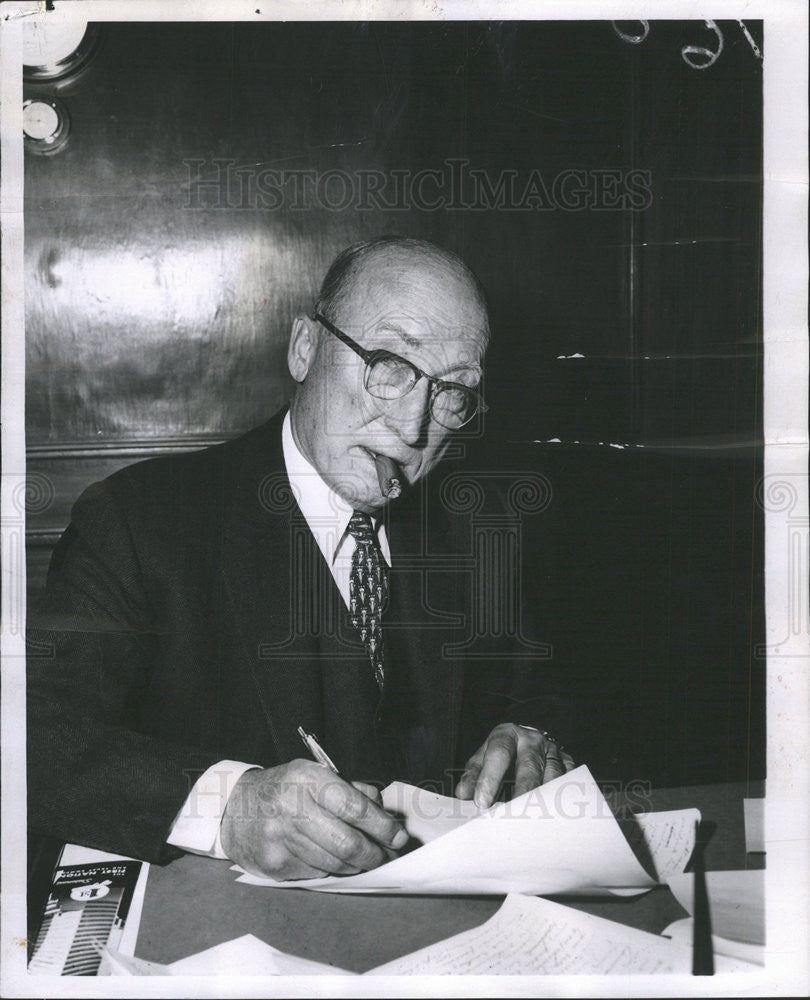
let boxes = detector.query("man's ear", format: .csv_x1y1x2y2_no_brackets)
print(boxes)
287,315,319,383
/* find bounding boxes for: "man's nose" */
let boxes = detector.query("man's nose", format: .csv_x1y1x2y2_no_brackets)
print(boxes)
385,379,432,446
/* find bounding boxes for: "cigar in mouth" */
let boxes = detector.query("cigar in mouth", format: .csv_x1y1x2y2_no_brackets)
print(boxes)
374,453,403,499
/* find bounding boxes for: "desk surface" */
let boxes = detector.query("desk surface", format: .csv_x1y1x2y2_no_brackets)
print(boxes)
135,780,764,974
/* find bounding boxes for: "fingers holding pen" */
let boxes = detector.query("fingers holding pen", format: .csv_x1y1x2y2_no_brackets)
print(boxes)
220,761,408,880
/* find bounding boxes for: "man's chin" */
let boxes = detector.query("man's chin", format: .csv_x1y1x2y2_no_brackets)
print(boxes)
324,472,385,512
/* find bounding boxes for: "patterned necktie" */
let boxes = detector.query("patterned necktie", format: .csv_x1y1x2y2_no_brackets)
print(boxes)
347,510,388,691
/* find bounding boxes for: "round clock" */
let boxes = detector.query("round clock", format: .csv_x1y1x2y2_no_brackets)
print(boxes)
23,97,71,155
23,20,102,86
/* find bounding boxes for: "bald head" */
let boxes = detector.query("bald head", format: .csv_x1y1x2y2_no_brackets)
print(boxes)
315,236,491,350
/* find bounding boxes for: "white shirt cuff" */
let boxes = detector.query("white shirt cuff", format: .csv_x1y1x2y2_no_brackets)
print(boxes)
166,760,261,859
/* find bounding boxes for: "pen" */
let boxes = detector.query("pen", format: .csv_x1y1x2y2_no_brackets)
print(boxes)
297,725,340,774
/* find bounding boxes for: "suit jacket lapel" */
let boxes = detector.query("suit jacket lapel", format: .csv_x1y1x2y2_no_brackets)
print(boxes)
220,410,324,765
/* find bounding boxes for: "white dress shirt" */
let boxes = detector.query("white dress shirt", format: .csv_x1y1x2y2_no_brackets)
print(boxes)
166,411,390,858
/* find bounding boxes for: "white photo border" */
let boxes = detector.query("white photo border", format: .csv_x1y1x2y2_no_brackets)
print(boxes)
2,1,807,996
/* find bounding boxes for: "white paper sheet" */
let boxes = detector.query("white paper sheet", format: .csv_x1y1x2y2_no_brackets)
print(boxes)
661,917,765,966
236,765,700,896
666,869,765,946
105,935,354,975
743,797,766,853
169,935,354,975
381,781,483,843
622,809,703,880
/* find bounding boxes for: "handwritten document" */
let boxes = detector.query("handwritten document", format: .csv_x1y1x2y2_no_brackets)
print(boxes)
369,894,698,974
614,809,704,888
236,766,700,897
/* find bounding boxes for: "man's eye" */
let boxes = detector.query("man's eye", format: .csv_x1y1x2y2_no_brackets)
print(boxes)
367,356,417,398
446,375,479,389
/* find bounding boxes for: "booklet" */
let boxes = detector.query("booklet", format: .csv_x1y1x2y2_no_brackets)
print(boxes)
28,848,149,976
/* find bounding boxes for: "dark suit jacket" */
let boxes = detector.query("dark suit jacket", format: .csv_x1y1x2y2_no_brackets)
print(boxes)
28,408,565,864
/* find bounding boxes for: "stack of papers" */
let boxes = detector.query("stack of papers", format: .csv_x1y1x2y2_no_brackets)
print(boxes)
106,894,759,976
236,765,700,896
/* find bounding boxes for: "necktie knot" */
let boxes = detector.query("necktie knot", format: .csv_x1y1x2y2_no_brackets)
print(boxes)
347,510,376,546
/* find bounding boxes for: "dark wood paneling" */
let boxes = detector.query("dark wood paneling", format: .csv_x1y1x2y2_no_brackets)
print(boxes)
26,20,761,451
26,436,226,540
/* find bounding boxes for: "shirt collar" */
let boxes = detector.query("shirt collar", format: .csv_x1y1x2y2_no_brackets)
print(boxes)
281,410,389,565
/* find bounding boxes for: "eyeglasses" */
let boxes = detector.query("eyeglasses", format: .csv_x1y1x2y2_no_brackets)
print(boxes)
313,313,487,430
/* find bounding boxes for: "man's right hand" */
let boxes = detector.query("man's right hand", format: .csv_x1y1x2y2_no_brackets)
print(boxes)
219,760,409,880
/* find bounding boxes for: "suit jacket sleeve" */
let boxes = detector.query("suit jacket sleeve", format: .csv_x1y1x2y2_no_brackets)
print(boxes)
27,476,221,864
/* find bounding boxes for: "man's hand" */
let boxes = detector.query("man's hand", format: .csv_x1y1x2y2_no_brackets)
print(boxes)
454,723,576,809
220,761,409,879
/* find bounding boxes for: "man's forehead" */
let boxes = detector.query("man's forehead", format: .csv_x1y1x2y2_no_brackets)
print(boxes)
341,277,487,345
344,310,487,371
365,312,484,344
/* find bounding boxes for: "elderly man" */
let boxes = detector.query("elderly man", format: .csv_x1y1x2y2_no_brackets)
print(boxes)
28,236,573,880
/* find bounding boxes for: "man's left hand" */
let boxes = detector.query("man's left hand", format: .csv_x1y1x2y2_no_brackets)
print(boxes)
454,723,576,808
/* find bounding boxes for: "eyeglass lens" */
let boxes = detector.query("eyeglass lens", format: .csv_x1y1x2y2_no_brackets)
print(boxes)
365,355,475,428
